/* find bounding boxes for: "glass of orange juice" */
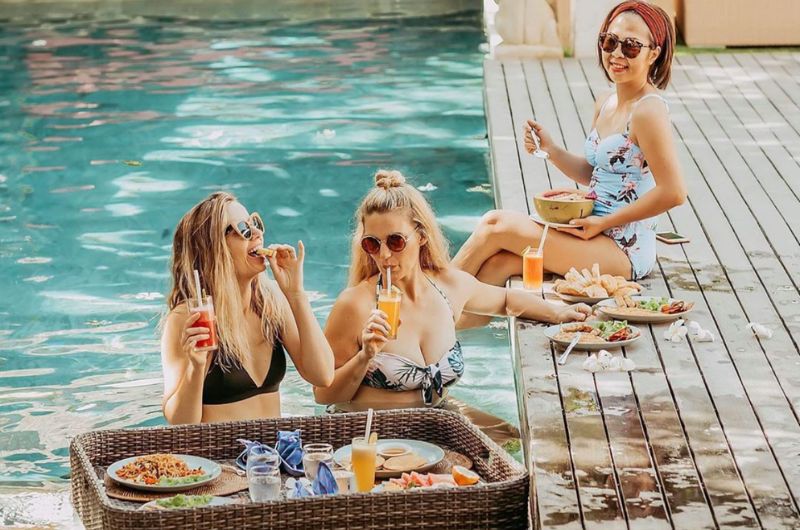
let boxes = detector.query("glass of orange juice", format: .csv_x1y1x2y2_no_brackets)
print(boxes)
377,287,401,339
522,248,544,291
351,436,377,492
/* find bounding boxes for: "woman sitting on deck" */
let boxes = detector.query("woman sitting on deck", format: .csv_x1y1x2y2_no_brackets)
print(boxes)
160,192,334,424
453,0,686,327
314,170,591,441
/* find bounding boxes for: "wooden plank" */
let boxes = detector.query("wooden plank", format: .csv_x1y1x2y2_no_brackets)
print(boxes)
690,53,800,249
557,352,627,529
516,318,582,529
521,60,572,190
592,355,671,528
582,55,765,527
484,59,528,212
541,60,587,156
559,62,672,528
672,56,800,413
664,65,800,526
503,60,544,213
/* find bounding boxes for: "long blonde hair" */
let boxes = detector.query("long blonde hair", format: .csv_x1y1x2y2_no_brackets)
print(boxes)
348,170,450,286
166,192,282,368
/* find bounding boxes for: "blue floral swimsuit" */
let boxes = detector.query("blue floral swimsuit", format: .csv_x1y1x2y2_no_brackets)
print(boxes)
584,93,668,280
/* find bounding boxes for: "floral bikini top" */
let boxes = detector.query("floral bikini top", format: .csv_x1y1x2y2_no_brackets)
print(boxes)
361,274,465,406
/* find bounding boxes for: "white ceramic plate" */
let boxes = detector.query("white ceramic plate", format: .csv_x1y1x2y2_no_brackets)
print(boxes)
554,291,611,304
544,323,641,351
529,214,574,229
334,439,445,478
597,296,693,323
140,495,238,511
107,454,221,493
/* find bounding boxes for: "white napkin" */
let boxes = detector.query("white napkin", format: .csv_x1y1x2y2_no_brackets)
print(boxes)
582,349,636,373
746,322,773,339
664,319,688,342
687,320,715,342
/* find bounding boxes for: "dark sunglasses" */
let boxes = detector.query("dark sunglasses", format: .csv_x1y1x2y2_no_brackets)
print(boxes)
225,212,264,240
598,32,653,59
360,233,408,255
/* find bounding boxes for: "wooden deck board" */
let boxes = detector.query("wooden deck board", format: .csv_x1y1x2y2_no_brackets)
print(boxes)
485,53,800,529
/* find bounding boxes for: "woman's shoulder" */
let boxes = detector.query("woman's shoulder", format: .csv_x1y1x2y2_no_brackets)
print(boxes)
333,277,377,310
631,92,670,120
430,266,476,293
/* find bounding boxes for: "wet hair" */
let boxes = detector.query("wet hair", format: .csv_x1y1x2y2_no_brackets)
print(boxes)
598,0,675,89
164,191,282,368
348,169,450,286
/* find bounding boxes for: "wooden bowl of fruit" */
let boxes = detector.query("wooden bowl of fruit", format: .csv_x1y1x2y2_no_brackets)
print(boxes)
533,188,594,224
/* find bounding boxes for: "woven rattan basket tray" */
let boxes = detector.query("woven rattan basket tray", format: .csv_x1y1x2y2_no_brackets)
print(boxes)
70,408,528,529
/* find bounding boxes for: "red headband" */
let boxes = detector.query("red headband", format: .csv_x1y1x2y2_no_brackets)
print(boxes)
607,1,668,49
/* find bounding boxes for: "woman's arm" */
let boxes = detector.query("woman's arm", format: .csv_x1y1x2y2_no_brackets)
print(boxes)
523,91,612,186
314,288,389,405
267,242,334,388
450,268,591,324
560,97,686,239
161,309,212,425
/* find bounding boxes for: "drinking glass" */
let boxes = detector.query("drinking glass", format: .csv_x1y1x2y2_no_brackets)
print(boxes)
247,448,281,502
351,436,377,493
187,296,218,350
302,443,333,481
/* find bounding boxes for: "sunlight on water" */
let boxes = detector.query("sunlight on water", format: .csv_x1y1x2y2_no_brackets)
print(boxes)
0,9,516,528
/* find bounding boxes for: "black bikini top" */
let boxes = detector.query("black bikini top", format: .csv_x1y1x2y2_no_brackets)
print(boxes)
202,339,286,405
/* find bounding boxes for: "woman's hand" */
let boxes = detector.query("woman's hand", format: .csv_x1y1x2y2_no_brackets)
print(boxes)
267,241,305,296
558,215,607,240
524,119,556,155
180,312,214,367
554,303,593,323
361,309,392,360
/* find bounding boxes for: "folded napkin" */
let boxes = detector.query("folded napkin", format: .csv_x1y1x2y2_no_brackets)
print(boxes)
582,349,635,373
235,439,277,471
688,321,715,342
276,429,305,477
747,322,773,339
664,319,688,343
286,462,339,498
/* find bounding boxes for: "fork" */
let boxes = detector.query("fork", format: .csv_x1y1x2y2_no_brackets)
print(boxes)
557,332,582,365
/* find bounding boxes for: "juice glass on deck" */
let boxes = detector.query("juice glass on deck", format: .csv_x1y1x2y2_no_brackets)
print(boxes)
187,296,218,350
522,249,544,291
377,288,401,340
351,436,377,492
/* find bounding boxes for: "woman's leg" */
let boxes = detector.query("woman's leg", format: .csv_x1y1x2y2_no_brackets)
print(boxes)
453,209,632,280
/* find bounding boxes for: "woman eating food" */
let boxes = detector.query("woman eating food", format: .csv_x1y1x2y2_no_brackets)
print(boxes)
314,170,591,441
452,0,686,327
160,192,334,424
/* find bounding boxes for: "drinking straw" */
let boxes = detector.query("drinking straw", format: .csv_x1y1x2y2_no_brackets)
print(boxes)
364,408,374,441
386,266,392,293
536,224,549,256
193,269,202,306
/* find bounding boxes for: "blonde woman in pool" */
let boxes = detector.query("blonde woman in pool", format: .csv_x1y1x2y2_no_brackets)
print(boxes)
160,192,334,424
314,170,591,442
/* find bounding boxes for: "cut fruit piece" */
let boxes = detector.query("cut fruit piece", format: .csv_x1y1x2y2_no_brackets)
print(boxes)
452,465,480,486
255,248,275,257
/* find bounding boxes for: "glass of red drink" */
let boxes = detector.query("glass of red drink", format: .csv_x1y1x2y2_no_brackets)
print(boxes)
187,296,218,350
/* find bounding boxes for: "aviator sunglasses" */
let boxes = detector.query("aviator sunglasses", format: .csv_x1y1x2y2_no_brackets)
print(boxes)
225,212,265,240
360,233,409,255
598,32,653,59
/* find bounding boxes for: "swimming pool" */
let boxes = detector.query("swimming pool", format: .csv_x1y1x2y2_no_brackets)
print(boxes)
0,8,517,526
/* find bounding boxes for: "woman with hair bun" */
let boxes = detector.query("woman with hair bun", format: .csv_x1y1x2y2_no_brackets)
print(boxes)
315,170,591,440
453,0,686,328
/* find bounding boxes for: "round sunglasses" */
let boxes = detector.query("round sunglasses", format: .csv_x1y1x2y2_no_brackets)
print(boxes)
360,233,408,255
598,32,653,59
225,212,264,240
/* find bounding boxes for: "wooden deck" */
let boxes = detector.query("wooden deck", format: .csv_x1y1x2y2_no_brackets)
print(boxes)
485,53,800,529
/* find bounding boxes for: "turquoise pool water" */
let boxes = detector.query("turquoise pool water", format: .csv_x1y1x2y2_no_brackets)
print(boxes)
0,9,516,526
